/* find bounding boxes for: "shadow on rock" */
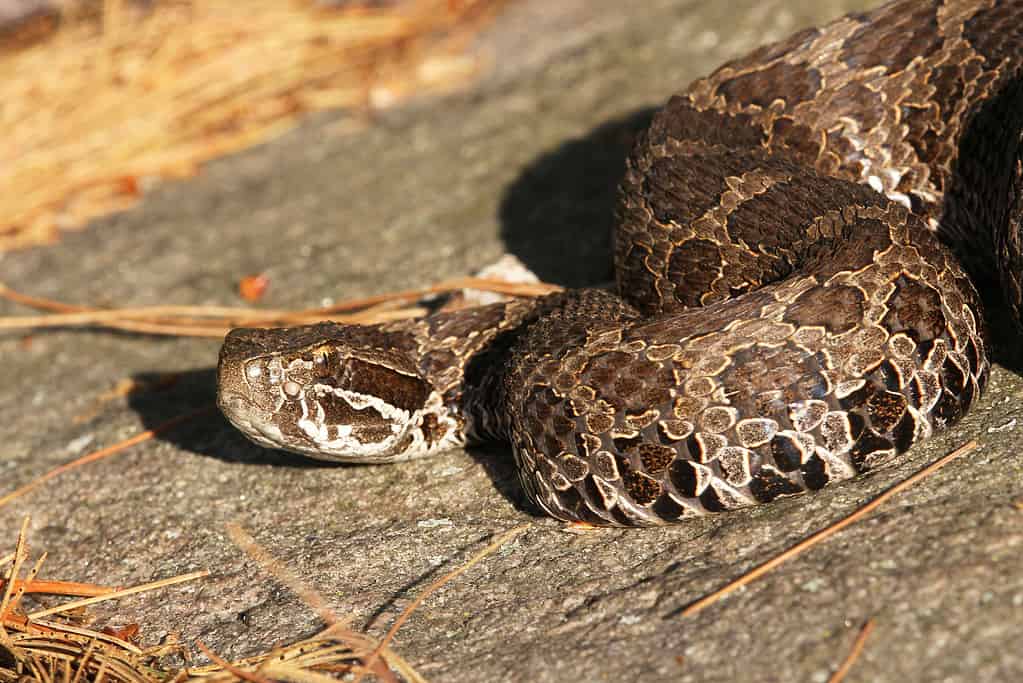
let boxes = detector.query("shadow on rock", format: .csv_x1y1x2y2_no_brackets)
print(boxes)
127,367,340,469
498,106,657,288
464,443,542,518
978,288,1023,374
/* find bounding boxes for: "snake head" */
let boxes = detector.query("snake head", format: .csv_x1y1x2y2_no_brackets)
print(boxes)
217,324,461,462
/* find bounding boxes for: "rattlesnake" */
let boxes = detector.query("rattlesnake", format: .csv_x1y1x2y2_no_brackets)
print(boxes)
217,0,1023,526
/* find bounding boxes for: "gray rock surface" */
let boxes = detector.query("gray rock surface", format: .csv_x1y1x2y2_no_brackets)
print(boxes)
3,1,1022,681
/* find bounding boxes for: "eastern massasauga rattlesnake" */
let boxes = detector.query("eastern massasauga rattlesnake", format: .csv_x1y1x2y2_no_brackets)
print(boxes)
217,0,1023,526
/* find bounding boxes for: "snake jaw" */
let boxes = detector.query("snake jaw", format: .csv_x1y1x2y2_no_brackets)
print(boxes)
218,392,286,451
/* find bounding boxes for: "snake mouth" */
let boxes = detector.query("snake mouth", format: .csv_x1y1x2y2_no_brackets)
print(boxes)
218,391,291,451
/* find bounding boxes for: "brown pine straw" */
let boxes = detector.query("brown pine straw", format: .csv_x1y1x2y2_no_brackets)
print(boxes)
827,618,876,683
5,551,48,622
1,519,210,682
194,642,273,683
0,277,561,337
0,519,420,681
0,518,31,622
678,439,979,618
0,579,116,599
27,572,211,621
1,0,512,252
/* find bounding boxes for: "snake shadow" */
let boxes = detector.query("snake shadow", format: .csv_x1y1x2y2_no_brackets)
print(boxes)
126,367,344,469
976,287,1023,373
496,106,658,288
122,365,547,519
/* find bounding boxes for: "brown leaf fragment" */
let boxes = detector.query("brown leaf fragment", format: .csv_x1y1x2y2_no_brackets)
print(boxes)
239,273,271,302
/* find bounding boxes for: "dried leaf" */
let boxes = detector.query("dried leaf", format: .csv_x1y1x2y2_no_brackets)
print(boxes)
238,273,271,303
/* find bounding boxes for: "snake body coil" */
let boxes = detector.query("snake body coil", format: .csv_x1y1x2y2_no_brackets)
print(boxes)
218,0,1023,526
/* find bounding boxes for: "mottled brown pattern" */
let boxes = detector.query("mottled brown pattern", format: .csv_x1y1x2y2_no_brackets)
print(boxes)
218,0,1023,526
715,62,822,109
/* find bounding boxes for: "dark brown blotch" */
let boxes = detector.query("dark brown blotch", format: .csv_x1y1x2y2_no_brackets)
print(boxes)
882,276,948,343
342,358,430,412
866,389,908,433
770,433,805,472
669,459,700,497
931,390,963,425
807,217,894,279
552,414,576,436
964,337,983,377
839,2,941,72
770,117,822,165
849,429,893,471
276,400,316,444
652,494,690,521
319,392,383,428
715,62,822,109
962,1,1023,65
891,411,917,452
876,359,903,392
698,484,728,513
800,453,830,489
622,465,662,506
551,484,604,526
941,358,968,396
638,442,676,474
666,239,724,307
648,96,768,150
612,435,643,455
838,382,873,411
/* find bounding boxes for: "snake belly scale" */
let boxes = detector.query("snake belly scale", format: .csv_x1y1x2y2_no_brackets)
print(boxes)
218,0,1023,526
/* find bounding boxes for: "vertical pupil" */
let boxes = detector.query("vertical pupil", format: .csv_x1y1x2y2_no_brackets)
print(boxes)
313,350,330,375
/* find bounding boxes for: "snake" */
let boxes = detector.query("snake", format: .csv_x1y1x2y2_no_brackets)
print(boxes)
217,0,1023,526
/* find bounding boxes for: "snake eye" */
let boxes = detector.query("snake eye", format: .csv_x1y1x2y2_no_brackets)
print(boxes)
312,346,332,376
245,362,263,380
283,380,301,398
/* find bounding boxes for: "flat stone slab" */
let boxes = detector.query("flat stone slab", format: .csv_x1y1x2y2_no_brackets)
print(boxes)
2,1,1022,681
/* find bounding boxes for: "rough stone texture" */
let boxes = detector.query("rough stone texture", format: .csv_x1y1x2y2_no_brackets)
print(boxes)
2,1,1022,681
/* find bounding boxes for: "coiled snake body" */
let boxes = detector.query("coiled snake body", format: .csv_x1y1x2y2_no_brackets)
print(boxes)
218,0,1023,526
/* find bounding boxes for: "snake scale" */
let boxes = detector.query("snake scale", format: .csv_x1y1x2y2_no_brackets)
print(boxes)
218,0,1023,526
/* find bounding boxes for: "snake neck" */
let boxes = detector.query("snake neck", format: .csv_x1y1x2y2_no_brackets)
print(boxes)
456,290,642,443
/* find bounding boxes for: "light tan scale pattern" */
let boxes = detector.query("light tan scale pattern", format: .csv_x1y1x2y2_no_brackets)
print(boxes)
504,214,990,524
